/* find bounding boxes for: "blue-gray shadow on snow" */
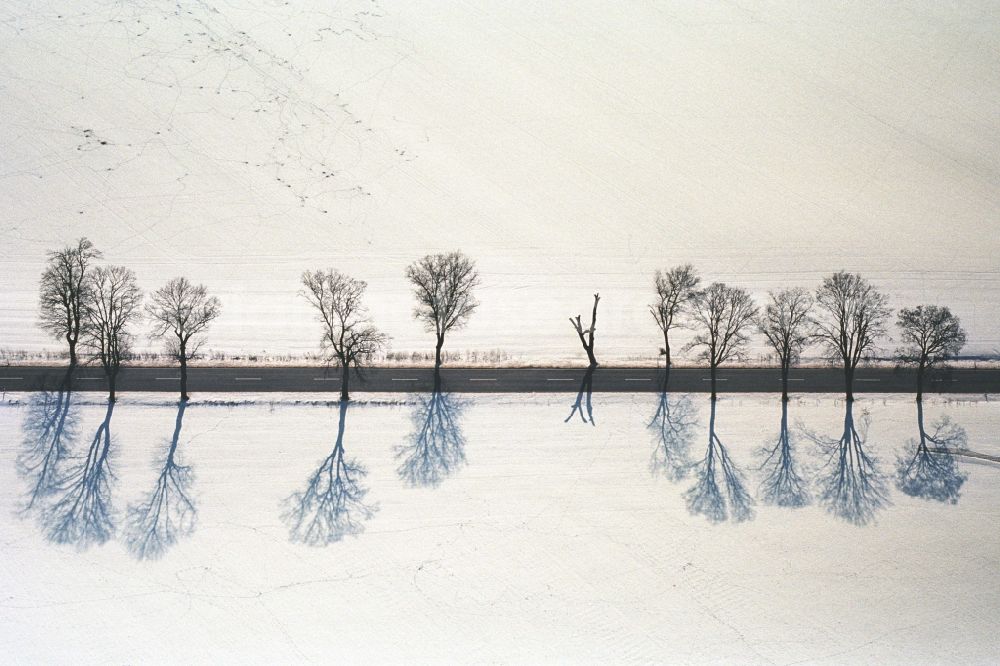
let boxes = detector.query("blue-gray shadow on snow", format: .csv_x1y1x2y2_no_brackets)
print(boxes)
124,401,197,560
284,401,377,545
18,369,79,515
564,366,596,426
757,400,811,509
895,401,967,503
648,388,697,482
40,399,117,549
395,371,469,487
803,400,889,526
684,398,755,523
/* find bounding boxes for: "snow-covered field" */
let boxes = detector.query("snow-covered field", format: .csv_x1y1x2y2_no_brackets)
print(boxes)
3,1,1000,364
1,391,998,663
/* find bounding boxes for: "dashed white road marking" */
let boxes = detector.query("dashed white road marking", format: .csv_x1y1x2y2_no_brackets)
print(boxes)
156,377,180,381
391,378,418,382
857,378,880,382
313,377,340,381
701,378,728,381
0,377,23,380
624,378,651,382
546,378,574,381
235,377,261,381
469,378,497,382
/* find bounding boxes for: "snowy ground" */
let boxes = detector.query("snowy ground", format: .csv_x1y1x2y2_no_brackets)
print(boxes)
1,391,998,663
2,1,1000,364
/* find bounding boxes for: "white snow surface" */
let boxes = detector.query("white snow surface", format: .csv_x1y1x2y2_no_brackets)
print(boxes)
2,1,1000,363
1,391,998,663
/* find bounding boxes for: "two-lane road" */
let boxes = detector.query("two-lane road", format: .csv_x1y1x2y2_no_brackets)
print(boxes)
1,366,998,394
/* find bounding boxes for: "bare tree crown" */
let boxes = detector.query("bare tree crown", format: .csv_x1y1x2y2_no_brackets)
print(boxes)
405,251,481,338
146,277,222,361
38,237,102,354
813,271,890,369
84,265,143,369
650,264,700,334
301,269,386,367
686,282,758,367
757,288,814,368
896,305,966,367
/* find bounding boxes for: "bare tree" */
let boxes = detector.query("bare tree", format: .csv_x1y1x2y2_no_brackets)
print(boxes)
146,277,222,401
38,238,102,367
686,283,758,399
895,305,966,402
757,288,814,401
83,266,143,402
813,271,890,401
650,265,700,374
569,293,600,368
405,251,480,368
301,269,387,401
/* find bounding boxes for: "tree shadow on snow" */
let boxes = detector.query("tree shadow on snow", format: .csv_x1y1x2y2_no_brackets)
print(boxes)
803,400,889,526
39,399,118,549
895,401,967,504
757,400,811,509
124,401,197,560
17,369,78,515
395,371,469,487
564,366,596,426
683,398,755,523
648,387,697,482
283,401,378,546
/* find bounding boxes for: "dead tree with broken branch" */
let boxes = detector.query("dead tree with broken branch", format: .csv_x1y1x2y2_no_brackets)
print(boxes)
569,293,600,368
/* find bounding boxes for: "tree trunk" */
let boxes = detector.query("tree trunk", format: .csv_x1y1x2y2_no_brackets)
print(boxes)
915,363,925,403
663,331,671,368
341,363,350,402
68,338,78,368
108,372,117,403
781,363,789,402
585,345,598,368
435,335,444,368
710,363,718,400
179,350,189,402
844,365,854,402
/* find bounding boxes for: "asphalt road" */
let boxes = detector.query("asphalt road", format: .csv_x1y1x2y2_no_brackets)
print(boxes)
1,366,998,394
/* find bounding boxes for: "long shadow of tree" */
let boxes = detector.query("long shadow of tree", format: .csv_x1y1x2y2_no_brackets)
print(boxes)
396,371,469,487
684,399,754,523
124,402,196,559
648,385,696,481
565,366,596,426
895,401,967,503
18,370,78,514
284,401,377,545
804,401,889,525
40,400,117,548
757,400,810,508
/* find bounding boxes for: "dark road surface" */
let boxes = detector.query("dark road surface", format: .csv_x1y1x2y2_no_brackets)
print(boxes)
1,366,998,394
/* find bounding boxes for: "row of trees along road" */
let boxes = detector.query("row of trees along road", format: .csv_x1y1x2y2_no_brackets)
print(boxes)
39,240,967,403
